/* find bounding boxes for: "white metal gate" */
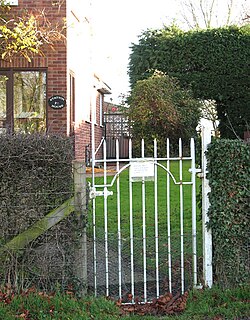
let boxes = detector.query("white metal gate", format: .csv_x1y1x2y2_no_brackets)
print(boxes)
87,136,210,302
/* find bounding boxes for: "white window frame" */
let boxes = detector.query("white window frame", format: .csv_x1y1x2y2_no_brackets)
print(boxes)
99,93,103,126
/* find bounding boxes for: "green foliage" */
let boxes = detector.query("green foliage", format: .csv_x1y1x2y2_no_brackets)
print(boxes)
206,139,250,287
128,25,250,139
0,16,40,61
126,71,201,156
0,2,66,61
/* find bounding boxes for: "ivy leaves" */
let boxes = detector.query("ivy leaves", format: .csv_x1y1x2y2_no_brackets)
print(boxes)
206,139,250,287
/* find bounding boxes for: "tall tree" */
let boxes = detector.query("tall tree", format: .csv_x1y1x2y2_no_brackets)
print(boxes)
179,0,248,29
0,1,66,62
128,25,250,139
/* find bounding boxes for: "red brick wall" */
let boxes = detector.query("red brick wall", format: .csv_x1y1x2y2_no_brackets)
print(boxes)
74,124,103,162
0,0,67,135
95,93,104,159
74,92,104,162
0,0,107,163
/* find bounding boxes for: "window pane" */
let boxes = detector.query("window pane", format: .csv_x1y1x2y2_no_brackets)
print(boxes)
14,71,46,133
0,75,7,133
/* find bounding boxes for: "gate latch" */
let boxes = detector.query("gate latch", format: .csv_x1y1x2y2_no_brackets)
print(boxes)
189,168,203,178
89,187,113,199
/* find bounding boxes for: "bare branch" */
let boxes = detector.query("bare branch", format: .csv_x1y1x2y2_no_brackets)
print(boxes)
207,0,216,28
179,0,246,29
226,0,234,25
199,0,208,27
0,6,66,61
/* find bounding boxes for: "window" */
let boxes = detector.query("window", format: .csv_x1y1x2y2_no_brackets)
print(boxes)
0,69,47,133
0,75,8,133
14,71,46,133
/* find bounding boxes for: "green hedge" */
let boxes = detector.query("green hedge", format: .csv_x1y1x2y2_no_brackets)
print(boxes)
128,25,250,139
206,139,250,287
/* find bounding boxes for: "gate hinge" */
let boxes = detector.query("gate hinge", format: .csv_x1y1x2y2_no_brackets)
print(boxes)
89,187,113,199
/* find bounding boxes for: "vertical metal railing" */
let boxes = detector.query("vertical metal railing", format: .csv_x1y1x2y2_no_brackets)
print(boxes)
103,140,109,296
92,152,97,296
129,139,135,301
116,139,122,299
141,139,147,302
154,139,160,298
166,139,172,293
179,139,185,295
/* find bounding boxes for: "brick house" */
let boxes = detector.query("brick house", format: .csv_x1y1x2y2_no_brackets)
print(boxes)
0,0,111,161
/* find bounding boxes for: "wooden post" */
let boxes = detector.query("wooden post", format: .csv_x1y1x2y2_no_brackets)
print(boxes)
0,197,74,260
73,160,88,296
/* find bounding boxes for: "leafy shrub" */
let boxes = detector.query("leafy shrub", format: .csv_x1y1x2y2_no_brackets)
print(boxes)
126,71,201,156
206,139,250,287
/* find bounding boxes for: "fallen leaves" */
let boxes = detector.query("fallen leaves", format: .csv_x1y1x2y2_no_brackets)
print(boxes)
117,291,188,316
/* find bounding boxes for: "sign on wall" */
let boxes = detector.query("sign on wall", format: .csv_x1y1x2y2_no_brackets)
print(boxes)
48,95,66,109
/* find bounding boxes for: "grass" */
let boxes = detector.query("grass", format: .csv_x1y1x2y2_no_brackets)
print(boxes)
0,292,120,320
175,286,250,320
0,286,249,319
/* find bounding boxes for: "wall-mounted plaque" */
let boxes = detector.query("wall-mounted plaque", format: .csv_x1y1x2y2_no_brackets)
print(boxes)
48,95,66,109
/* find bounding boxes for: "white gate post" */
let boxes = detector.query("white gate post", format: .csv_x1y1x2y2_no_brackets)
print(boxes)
201,126,213,288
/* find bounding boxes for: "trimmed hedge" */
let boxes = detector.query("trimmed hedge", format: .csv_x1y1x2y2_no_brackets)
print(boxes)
206,139,250,287
0,133,76,291
0,133,74,239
